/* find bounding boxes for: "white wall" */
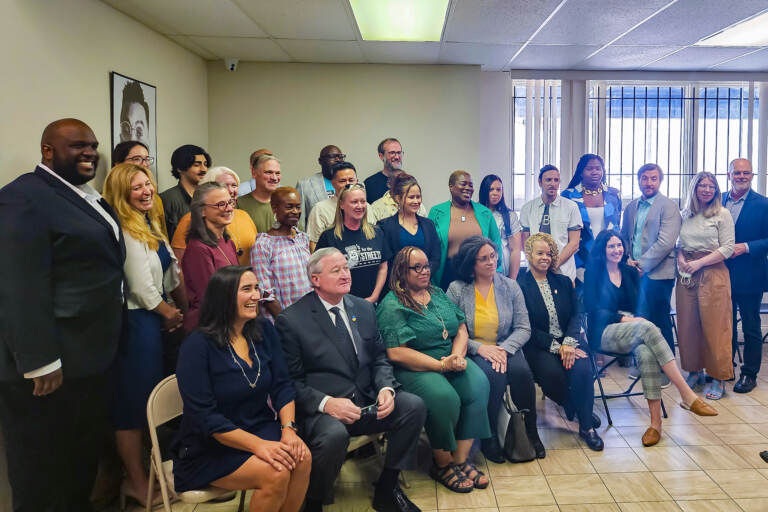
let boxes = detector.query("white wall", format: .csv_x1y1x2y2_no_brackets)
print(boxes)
0,0,209,191
208,62,511,210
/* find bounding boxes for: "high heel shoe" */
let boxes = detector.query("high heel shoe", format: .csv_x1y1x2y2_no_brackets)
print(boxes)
119,481,164,511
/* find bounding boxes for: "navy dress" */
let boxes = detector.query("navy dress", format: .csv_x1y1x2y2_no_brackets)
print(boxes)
112,241,172,430
172,319,295,492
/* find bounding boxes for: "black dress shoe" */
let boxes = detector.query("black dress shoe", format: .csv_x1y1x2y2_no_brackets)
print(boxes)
734,375,757,394
532,438,546,459
481,437,506,464
372,484,420,512
579,429,604,451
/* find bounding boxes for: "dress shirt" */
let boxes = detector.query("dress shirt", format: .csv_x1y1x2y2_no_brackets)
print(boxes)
315,295,394,412
632,194,656,260
725,192,750,253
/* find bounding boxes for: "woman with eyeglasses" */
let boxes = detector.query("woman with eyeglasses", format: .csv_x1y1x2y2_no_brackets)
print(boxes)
676,172,735,400
182,182,239,331
315,183,391,303
171,166,258,266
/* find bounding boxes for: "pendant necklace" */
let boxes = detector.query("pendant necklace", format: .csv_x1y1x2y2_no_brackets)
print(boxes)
417,293,448,339
228,336,261,388
452,201,470,222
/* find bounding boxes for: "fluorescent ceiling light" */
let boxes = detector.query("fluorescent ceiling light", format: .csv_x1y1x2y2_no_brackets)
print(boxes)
350,0,449,41
695,11,768,47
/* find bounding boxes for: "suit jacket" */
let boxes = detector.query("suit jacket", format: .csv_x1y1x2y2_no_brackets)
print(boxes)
583,263,640,350
446,273,531,356
296,172,329,231
0,167,126,381
517,270,583,353
723,189,768,293
621,193,681,280
377,213,441,274
275,291,399,418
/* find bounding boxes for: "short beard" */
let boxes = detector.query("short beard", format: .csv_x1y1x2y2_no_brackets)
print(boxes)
52,157,93,186
385,161,402,173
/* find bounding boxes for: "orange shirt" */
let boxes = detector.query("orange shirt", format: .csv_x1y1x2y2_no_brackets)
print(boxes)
171,209,257,266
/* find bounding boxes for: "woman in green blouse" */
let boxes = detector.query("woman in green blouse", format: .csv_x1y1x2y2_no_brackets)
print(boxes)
376,246,491,494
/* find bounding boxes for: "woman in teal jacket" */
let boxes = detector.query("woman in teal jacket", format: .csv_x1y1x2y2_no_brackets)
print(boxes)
428,170,502,289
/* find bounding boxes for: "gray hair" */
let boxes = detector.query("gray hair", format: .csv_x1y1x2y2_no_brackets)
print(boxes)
188,182,229,247
728,158,752,174
306,247,343,285
201,166,241,187
252,154,280,170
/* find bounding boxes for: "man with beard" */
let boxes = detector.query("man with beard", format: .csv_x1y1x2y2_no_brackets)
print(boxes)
160,144,211,239
237,153,282,232
0,119,125,511
365,138,403,204
296,145,345,230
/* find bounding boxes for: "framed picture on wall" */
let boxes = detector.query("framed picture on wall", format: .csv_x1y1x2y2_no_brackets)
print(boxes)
110,71,157,178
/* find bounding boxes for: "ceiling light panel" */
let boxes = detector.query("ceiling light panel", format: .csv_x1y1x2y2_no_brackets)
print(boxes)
695,10,768,46
350,0,449,41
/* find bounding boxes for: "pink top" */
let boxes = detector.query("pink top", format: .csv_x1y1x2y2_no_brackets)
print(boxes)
182,236,238,332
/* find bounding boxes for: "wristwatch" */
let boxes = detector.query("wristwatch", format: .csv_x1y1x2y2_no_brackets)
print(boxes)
281,421,298,432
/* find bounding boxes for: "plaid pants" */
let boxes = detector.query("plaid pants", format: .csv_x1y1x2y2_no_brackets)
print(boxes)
602,319,675,400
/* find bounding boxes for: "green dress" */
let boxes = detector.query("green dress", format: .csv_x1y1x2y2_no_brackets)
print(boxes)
376,288,490,451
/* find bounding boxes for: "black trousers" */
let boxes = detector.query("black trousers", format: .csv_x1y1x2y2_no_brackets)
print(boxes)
0,375,109,512
732,292,764,379
302,391,426,505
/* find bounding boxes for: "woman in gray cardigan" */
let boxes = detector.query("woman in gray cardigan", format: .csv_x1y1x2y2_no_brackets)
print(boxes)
447,236,542,462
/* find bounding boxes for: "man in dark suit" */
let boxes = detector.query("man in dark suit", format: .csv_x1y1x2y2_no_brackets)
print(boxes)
723,158,768,393
0,119,125,511
275,248,425,512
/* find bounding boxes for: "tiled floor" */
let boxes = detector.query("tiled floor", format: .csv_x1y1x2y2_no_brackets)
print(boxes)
109,357,768,512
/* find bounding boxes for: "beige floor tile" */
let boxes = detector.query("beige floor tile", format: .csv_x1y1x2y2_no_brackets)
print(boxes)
600,472,672,502
537,449,595,475
439,508,498,512
338,456,382,483
616,426,677,447
759,468,768,479
728,444,768,468
538,428,581,449
718,393,762,407
665,425,724,446
707,423,767,444
749,422,768,437
324,482,374,512
498,506,559,512
694,407,748,425
485,459,542,478
492,475,556,507
401,479,437,511
577,426,630,449
538,410,570,429
663,404,705,425
559,504,620,511
680,444,752,470
745,389,768,406
706,469,768,499
726,405,768,423
675,499,742,511
546,474,614,505
617,502,681,512
436,481,496,509
735,497,768,511
631,446,700,471
652,470,727,501
585,447,647,473
603,408,652,427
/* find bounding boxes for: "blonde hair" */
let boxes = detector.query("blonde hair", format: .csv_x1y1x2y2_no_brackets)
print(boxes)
683,172,722,218
524,232,560,273
201,166,240,186
332,184,375,240
103,163,167,250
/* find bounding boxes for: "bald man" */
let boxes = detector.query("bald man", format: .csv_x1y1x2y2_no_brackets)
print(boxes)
296,145,346,230
0,119,125,511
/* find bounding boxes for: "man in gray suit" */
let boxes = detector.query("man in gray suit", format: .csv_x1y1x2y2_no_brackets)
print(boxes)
622,163,682,371
296,145,345,230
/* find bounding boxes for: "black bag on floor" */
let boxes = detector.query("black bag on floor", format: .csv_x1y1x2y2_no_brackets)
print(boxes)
497,391,536,463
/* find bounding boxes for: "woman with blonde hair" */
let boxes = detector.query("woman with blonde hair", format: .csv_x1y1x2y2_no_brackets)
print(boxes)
315,183,391,302
676,172,735,400
102,163,187,508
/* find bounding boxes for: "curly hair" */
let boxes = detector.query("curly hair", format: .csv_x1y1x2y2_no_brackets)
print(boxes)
524,232,560,273
389,246,431,313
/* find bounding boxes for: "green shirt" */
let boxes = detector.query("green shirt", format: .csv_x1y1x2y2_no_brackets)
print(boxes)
236,193,275,233
376,287,466,359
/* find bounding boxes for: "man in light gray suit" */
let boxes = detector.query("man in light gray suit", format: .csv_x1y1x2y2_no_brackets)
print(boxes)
621,163,682,363
296,145,345,230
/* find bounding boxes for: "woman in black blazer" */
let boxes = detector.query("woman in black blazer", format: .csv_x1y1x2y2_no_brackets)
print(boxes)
518,233,603,451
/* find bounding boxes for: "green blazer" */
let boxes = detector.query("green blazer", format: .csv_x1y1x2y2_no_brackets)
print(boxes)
428,200,502,285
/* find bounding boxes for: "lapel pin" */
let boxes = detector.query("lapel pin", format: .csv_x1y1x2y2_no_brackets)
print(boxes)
554,289,558,294
351,315,357,322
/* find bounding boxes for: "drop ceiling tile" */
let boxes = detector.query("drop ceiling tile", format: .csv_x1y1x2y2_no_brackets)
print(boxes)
233,0,358,40
712,47,768,71
188,37,291,61
444,0,564,44
531,0,672,46
278,39,364,63
616,0,768,46
584,45,683,69
360,42,440,64
645,46,757,70
166,35,219,60
509,44,599,70
439,43,521,70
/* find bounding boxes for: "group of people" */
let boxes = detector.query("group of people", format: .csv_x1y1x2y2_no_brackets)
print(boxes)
1,118,766,512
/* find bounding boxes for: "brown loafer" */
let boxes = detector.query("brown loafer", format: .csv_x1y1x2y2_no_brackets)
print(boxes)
680,398,718,416
642,427,661,447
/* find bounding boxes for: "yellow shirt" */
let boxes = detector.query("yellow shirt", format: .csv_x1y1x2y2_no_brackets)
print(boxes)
474,284,499,345
171,209,258,266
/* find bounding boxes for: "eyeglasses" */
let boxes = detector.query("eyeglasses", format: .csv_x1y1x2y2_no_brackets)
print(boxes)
697,184,716,191
326,153,346,160
205,199,236,210
126,155,155,165
408,264,431,274
343,183,365,190
385,151,404,157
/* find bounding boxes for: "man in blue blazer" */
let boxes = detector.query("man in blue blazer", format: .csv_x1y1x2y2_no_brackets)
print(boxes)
723,158,768,393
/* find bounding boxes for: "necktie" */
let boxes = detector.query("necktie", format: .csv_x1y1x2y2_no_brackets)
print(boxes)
330,307,358,365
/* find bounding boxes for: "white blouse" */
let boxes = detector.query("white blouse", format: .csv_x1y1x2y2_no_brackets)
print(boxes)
123,231,181,311
679,208,735,259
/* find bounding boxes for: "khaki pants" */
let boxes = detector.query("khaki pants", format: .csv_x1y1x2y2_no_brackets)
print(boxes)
675,261,734,380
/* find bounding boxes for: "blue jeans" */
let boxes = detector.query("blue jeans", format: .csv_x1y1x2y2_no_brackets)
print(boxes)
637,276,675,355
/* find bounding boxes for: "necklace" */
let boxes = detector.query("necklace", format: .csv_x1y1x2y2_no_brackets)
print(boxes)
228,336,261,388
451,201,471,222
216,244,234,265
415,292,449,339
582,186,602,196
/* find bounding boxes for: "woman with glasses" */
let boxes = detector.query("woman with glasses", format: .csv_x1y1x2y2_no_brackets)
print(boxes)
315,183,391,303
171,166,258,266
377,247,490,493
182,182,239,331
478,174,522,279
676,172,735,400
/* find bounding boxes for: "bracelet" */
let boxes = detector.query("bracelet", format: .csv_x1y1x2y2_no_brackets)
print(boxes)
440,359,445,373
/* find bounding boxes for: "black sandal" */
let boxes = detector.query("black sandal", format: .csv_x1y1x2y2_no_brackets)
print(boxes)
429,462,473,493
458,460,489,489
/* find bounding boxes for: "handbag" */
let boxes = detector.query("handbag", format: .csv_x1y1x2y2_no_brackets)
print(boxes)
497,389,536,463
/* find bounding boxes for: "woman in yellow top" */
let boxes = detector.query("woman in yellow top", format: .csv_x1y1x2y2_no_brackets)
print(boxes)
171,166,257,265
446,235,542,462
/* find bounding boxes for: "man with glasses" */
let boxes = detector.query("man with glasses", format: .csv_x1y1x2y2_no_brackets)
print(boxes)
365,138,403,204
723,158,768,393
297,145,346,230
236,153,282,233
159,144,211,239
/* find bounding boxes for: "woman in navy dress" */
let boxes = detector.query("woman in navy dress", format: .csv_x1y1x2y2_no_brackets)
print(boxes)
173,266,310,512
